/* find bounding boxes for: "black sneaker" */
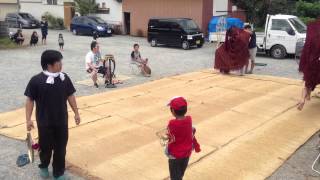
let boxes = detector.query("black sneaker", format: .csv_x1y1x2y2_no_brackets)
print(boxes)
94,83,99,88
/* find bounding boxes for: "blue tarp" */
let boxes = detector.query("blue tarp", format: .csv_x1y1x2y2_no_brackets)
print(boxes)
208,16,244,33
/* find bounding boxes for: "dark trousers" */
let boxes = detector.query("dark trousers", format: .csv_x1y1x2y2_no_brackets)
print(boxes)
38,126,68,178
169,157,190,180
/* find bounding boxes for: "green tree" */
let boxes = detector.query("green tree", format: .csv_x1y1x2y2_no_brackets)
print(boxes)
296,0,320,24
74,0,99,16
231,0,296,26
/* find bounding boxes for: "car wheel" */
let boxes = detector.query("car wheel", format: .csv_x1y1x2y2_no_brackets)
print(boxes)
182,41,190,50
151,38,157,47
72,28,78,35
271,45,286,59
197,44,203,48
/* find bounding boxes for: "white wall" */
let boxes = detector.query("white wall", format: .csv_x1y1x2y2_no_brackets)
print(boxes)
0,4,18,21
213,0,228,16
20,0,64,20
95,0,122,25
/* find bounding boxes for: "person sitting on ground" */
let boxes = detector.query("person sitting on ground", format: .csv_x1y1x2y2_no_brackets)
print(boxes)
13,29,24,45
85,41,109,88
131,44,151,77
164,96,201,180
30,31,39,46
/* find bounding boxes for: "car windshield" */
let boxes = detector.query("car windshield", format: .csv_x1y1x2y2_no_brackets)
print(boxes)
178,19,199,30
289,18,306,33
89,17,106,24
19,13,33,19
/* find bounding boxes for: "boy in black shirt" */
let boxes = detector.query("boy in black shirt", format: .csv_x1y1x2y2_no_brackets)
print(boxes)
25,50,80,180
40,16,48,45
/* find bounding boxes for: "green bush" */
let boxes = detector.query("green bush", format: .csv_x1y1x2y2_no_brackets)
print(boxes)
296,1,320,18
0,37,17,49
43,12,65,30
299,16,317,25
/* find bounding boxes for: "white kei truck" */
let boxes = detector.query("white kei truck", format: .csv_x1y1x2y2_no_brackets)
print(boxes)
257,14,306,59
210,14,307,59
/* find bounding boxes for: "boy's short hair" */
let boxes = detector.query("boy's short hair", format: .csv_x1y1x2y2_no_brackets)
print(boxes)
41,50,63,70
172,106,187,116
244,25,252,29
133,43,139,48
91,41,98,50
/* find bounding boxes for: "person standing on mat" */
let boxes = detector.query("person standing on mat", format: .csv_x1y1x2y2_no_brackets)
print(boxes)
25,50,81,180
297,18,320,110
214,27,251,76
165,96,201,180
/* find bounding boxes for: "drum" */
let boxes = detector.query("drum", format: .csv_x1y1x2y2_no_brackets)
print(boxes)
144,65,151,75
104,54,115,61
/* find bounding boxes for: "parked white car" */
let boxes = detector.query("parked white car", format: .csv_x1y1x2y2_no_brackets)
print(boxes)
257,14,306,59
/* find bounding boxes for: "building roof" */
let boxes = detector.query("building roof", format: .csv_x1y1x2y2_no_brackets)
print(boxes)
273,14,297,19
0,0,18,3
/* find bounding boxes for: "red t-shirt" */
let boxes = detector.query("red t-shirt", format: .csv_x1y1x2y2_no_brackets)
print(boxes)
167,116,193,159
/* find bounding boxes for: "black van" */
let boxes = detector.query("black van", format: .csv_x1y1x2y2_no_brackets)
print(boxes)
148,18,204,50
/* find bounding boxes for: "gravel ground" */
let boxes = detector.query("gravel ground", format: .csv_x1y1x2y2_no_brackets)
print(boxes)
0,29,318,180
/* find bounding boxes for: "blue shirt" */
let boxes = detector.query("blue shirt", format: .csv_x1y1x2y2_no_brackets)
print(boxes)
40,21,48,34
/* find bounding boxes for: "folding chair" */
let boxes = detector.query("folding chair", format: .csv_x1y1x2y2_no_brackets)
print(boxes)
312,144,320,175
130,61,141,75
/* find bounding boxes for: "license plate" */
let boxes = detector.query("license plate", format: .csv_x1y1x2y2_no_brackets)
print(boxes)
196,40,201,44
32,24,35,26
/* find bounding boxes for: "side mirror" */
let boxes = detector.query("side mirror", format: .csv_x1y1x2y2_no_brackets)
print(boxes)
286,28,295,36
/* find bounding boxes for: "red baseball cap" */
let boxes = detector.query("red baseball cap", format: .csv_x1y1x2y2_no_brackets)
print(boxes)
168,96,188,110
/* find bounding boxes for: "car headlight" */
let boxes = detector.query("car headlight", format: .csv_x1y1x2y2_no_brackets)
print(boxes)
97,26,104,31
187,35,193,40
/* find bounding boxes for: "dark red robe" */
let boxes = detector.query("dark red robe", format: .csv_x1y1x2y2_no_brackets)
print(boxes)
214,27,250,72
299,19,320,91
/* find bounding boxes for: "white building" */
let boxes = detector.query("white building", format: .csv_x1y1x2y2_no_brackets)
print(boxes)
0,0,19,21
19,0,68,20
94,0,122,25
19,0,122,25
213,0,228,16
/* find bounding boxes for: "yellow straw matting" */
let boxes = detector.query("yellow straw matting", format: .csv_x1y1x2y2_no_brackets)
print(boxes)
0,71,319,180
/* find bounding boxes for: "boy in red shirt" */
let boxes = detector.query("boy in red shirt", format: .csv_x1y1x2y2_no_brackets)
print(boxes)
165,96,200,180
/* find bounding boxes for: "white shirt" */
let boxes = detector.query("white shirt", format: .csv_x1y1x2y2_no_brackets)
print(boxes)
85,51,101,70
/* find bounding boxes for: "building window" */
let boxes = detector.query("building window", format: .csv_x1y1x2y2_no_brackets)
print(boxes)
97,2,109,14
47,0,57,5
102,2,106,9
271,19,291,31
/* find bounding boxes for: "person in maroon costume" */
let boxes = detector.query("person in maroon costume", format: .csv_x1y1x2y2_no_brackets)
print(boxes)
298,18,320,110
214,27,251,75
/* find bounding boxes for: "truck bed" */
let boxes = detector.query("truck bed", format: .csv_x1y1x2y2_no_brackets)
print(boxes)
256,32,265,50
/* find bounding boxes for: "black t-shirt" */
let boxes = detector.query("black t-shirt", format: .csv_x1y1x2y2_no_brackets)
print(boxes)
131,51,141,60
24,72,76,127
248,31,257,49
40,21,48,34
